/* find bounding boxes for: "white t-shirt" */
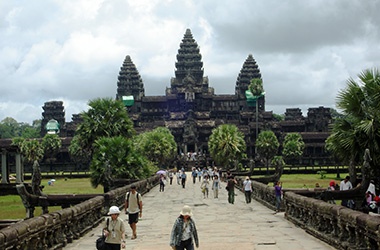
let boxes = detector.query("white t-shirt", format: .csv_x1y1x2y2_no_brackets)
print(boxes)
125,191,142,213
243,180,252,191
367,183,376,196
340,180,353,191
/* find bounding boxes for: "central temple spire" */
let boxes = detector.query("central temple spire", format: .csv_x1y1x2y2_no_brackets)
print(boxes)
174,28,204,84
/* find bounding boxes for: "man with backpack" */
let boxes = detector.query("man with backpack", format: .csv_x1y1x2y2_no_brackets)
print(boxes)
125,185,143,240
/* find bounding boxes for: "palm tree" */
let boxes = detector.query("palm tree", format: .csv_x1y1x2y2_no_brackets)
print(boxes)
41,134,62,171
72,97,135,160
134,127,177,169
256,130,279,174
248,78,265,154
90,136,153,192
208,124,246,170
282,133,305,166
12,138,45,197
327,68,380,183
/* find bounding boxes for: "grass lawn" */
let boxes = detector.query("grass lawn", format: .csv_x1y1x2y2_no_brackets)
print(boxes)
0,178,102,220
279,173,347,189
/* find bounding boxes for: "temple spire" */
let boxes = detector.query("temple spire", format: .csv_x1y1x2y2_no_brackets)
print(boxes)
235,54,262,99
116,55,145,101
174,28,204,85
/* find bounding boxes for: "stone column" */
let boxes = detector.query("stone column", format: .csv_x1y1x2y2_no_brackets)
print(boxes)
1,149,8,184
15,153,23,183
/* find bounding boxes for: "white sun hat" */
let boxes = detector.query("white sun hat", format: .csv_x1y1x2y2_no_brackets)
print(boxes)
180,205,193,216
108,206,121,215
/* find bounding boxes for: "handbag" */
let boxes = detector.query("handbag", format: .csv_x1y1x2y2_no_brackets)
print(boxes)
96,218,109,250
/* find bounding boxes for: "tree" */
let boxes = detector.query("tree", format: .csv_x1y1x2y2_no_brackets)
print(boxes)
68,135,91,168
90,136,154,192
282,133,305,165
134,127,177,169
248,78,265,154
249,78,264,96
208,124,246,170
72,98,135,159
0,118,40,138
41,134,62,171
326,68,380,183
256,130,279,174
12,138,45,198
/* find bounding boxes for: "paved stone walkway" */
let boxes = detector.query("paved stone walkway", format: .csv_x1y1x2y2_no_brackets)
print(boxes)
64,174,336,250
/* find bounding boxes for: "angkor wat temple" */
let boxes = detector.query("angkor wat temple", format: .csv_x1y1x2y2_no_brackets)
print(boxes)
37,28,333,170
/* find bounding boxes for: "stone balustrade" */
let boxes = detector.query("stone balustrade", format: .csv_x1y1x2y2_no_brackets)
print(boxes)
3,175,379,249
0,176,159,249
244,179,380,250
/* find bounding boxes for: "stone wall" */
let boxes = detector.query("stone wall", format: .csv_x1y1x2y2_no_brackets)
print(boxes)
247,180,380,250
0,176,159,249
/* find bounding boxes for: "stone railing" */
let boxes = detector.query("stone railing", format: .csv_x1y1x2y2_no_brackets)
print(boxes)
0,176,159,250
244,179,380,250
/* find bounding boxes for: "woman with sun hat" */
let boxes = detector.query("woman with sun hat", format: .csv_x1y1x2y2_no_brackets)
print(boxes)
103,206,126,249
170,205,199,250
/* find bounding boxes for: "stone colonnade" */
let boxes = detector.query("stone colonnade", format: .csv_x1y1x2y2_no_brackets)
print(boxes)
1,149,24,184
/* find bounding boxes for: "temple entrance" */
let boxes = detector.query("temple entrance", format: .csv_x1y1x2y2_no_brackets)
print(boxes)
187,144,195,153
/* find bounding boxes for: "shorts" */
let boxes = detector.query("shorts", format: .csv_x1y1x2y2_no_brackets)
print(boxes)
128,212,139,224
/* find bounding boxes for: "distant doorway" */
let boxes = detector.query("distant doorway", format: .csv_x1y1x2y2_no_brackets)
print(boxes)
187,144,195,153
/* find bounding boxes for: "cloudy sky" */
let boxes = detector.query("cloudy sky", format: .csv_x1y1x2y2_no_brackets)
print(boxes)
1,0,379,124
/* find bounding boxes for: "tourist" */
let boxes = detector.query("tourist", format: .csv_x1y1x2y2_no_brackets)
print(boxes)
226,172,237,204
211,175,221,198
170,205,199,250
200,175,209,199
103,206,126,249
181,171,187,188
191,169,197,184
340,176,353,208
327,180,336,204
169,171,174,185
176,171,181,185
243,176,253,204
274,181,282,212
159,174,166,192
367,180,376,197
124,185,143,240
197,168,202,182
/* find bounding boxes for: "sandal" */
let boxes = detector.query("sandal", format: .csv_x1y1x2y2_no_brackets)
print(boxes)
131,234,137,240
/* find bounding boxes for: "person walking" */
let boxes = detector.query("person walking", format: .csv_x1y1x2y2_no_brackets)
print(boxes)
212,175,221,198
170,205,199,250
200,176,209,199
226,173,237,204
169,171,174,185
243,176,252,204
177,171,182,185
274,181,282,212
102,206,126,249
181,171,187,188
340,176,353,208
125,185,143,240
192,169,197,184
159,174,166,192
197,168,202,182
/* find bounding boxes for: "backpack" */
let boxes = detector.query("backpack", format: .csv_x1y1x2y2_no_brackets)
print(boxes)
126,191,141,210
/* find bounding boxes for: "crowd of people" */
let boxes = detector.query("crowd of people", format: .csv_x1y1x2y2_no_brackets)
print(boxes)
99,166,260,250
100,167,380,250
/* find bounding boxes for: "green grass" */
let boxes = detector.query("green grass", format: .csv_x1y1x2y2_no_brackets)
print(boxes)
0,178,102,220
279,173,346,189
